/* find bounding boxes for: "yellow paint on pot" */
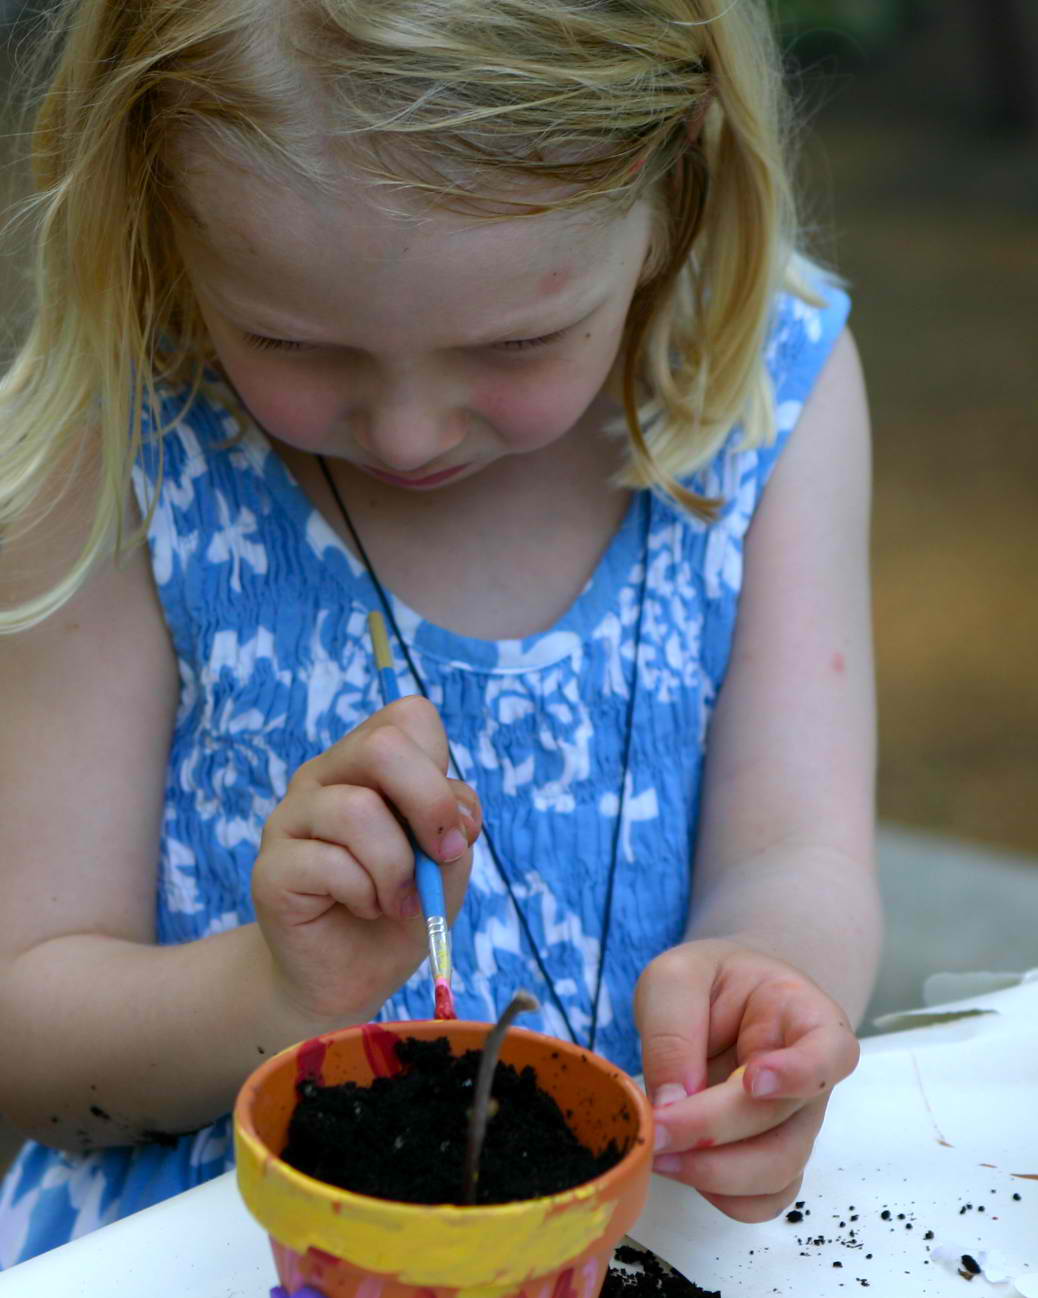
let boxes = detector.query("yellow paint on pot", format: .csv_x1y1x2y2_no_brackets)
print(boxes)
237,1122,617,1288
344,1194,614,1288
238,1126,617,1287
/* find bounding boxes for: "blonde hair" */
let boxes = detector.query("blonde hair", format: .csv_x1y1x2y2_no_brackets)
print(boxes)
1,0,819,633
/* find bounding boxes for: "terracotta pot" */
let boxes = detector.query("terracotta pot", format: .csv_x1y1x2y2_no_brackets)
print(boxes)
234,1019,653,1298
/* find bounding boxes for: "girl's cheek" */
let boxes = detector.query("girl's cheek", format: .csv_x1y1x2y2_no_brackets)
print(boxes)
470,372,604,448
474,320,629,443
222,358,337,451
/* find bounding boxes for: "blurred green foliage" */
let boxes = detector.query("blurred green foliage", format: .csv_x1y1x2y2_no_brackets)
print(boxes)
773,0,902,37
772,0,912,62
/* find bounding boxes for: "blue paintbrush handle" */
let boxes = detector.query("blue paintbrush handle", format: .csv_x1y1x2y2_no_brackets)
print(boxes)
375,663,401,706
414,849,447,925
371,630,447,922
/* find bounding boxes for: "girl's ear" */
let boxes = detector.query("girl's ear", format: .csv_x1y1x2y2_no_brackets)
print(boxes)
685,91,715,147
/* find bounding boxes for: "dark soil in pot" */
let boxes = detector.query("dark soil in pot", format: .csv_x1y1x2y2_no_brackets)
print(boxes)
280,1035,623,1205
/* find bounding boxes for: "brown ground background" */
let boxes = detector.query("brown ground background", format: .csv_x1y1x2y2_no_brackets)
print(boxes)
0,0,1036,1181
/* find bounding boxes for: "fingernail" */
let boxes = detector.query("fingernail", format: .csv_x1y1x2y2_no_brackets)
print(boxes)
399,887,420,919
652,1083,688,1110
750,1067,781,1098
653,1123,672,1153
653,1154,682,1175
440,828,467,862
457,800,476,826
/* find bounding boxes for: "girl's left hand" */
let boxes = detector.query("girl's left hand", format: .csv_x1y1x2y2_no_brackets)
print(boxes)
634,938,860,1222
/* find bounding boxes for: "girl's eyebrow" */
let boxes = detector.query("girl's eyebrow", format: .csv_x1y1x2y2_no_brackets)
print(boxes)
469,300,603,345
219,293,605,347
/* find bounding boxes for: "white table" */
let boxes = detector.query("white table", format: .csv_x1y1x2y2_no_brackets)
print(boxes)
3,975,1037,1298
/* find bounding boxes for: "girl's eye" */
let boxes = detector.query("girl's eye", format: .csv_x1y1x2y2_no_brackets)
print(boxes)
494,329,568,353
241,329,568,354
243,334,305,352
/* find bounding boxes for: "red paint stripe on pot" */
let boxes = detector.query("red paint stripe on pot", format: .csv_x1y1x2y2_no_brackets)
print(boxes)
310,1246,342,1267
552,1267,578,1298
296,1037,328,1085
362,1022,403,1078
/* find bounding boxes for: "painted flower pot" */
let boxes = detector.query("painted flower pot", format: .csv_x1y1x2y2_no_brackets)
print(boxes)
234,1019,653,1298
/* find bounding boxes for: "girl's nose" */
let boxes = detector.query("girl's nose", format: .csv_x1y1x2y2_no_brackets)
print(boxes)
353,396,467,473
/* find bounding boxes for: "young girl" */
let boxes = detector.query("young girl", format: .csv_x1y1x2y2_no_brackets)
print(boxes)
0,0,881,1268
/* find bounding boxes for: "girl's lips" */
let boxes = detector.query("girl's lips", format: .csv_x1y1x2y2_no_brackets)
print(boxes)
363,463,469,488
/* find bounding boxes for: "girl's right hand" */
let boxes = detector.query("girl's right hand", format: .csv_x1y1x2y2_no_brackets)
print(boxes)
252,695,481,1028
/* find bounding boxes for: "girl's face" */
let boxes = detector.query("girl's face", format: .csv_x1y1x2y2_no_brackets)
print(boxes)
176,157,653,491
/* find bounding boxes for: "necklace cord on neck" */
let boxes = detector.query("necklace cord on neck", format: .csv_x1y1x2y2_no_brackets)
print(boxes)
315,456,650,1052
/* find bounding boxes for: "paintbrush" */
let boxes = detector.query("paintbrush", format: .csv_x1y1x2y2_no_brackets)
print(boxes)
367,610,456,1020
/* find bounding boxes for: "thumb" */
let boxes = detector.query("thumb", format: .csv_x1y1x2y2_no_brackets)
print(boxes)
448,779,482,845
634,948,712,1109
436,781,480,924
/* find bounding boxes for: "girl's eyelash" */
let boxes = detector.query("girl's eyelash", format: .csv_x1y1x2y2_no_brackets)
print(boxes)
242,329,568,354
243,334,305,352
495,329,567,352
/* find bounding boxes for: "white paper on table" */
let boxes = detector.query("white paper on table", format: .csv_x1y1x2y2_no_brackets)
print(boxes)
871,969,1038,1037
0,1171,274,1298
630,974,1038,1298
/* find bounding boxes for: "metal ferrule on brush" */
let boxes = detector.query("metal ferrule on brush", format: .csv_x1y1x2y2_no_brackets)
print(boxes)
426,913,452,984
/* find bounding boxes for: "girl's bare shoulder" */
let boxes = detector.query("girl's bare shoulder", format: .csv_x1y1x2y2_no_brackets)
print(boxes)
0,454,179,956
1,440,170,652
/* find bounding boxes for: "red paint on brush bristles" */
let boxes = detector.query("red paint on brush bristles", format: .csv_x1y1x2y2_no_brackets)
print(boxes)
434,978,457,1020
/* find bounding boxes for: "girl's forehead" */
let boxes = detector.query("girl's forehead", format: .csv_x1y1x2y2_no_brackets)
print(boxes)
178,151,640,300
179,152,648,340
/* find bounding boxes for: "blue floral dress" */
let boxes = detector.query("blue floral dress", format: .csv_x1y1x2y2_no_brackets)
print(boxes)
0,282,850,1266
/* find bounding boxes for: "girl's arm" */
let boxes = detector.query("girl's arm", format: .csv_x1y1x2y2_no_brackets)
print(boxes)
0,469,475,1152
635,326,882,1219
0,478,298,1150
686,324,881,1018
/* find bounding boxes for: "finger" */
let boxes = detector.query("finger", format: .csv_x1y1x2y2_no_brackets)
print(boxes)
313,696,450,777
728,971,856,1061
272,784,418,918
253,836,384,924
450,780,482,843
297,711,466,867
651,1065,801,1155
653,1097,827,1199
742,1021,860,1101
699,1174,804,1224
634,948,713,1106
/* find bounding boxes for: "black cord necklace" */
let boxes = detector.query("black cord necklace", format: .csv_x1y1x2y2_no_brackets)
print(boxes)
316,456,650,1053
